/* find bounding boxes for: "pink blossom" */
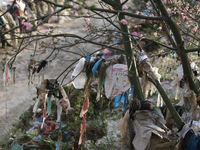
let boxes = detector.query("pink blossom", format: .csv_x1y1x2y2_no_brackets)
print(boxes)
146,3,150,8
132,32,141,36
85,25,90,31
167,8,171,14
141,19,146,22
158,27,162,30
50,44,52,48
135,11,139,15
38,43,41,50
123,5,128,10
138,6,141,9
181,13,186,20
23,22,31,30
73,5,79,10
84,11,88,16
154,32,157,37
192,26,198,32
121,19,128,25
184,6,189,12
163,0,166,4
168,0,172,3
46,28,51,35
54,37,58,41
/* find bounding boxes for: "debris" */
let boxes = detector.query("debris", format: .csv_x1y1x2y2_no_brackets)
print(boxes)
132,110,170,150
104,64,130,99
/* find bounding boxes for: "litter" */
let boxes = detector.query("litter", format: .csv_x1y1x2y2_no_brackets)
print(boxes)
132,110,170,150
71,58,87,89
104,64,130,99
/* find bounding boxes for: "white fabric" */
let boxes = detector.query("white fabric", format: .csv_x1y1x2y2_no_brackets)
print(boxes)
104,64,130,99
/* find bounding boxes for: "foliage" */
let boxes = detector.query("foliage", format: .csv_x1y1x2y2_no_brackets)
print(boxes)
1,0,200,149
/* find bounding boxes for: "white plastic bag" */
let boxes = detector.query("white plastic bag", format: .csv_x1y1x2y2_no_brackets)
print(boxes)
104,64,130,99
71,58,86,89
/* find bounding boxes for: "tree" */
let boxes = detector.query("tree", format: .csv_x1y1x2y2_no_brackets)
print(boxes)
1,0,200,149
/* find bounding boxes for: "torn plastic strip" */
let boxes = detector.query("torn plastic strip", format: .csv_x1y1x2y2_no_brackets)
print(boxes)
59,112,62,131
41,92,48,129
99,78,105,91
56,137,61,150
92,57,104,76
85,55,93,61
78,114,86,145
64,131,69,146
129,87,134,99
114,92,127,110
47,95,52,117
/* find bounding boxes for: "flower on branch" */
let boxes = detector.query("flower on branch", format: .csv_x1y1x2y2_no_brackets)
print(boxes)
163,0,166,4
141,19,146,22
132,32,141,36
192,26,198,32
121,19,128,25
123,5,128,11
167,8,171,14
135,11,139,15
146,3,150,8
168,0,172,3
23,22,31,30
85,24,90,32
73,5,79,10
154,32,157,37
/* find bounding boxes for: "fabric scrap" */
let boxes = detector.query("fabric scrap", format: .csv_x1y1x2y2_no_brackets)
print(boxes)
41,93,47,129
78,114,86,145
59,85,72,114
80,90,89,117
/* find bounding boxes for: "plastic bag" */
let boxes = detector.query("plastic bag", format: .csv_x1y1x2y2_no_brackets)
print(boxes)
71,58,86,89
104,64,130,99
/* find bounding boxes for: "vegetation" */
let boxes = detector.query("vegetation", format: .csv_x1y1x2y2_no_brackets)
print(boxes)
0,0,200,149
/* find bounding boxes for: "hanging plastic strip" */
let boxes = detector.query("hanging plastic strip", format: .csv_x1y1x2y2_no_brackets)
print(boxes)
92,57,104,75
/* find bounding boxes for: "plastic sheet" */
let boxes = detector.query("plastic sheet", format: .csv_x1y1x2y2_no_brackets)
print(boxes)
114,92,127,110
104,64,130,99
117,110,130,141
71,58,86,89
132,110,167,150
